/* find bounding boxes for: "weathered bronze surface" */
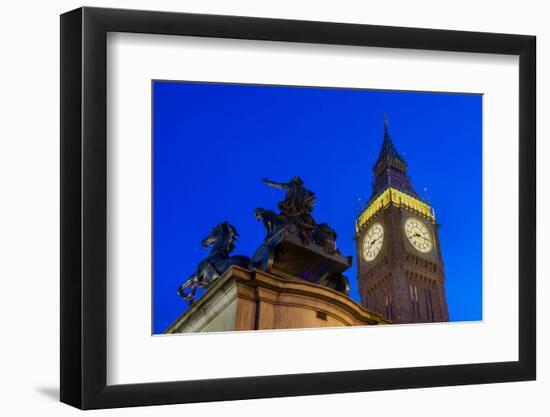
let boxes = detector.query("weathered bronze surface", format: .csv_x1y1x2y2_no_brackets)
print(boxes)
250,233,351,294
177,222,249,303
251,177,351,295
177,177,352,305
262,177,317,244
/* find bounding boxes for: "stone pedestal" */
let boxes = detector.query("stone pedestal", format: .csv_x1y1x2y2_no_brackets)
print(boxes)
165,266,389,334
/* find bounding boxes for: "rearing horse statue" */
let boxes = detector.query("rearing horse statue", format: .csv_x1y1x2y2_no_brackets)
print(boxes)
177,222,250,304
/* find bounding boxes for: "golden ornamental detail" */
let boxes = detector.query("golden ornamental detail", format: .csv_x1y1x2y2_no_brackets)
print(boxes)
356,188,435,232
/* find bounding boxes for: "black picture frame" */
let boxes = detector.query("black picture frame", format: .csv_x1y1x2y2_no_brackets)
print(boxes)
60,6,536,410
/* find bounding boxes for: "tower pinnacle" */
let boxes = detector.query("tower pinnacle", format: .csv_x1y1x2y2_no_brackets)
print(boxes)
371,115,418,199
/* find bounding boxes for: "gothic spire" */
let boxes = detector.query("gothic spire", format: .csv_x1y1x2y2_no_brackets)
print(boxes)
370,115,418,199
375,114,406,167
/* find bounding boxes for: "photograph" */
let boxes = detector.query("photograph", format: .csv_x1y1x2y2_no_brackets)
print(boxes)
153,81,483,334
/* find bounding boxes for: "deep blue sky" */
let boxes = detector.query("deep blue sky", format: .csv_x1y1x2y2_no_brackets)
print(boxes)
153,81,482,334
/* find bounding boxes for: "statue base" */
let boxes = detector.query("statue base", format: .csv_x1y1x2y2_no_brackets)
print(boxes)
165,266,389,334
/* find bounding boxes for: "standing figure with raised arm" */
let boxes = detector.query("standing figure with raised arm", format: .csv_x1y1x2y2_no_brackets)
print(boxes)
262,176,317,244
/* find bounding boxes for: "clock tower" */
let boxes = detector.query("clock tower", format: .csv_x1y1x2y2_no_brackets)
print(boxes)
355,117,449,324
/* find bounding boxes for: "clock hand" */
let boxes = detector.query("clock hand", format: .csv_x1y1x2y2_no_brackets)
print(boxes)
413,232,428,241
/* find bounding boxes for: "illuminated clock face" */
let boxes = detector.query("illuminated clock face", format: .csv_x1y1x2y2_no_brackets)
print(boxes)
404,217,433,253
362,223,384,261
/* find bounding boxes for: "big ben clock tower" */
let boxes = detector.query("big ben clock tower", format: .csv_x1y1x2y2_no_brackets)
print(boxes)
355,117,449,324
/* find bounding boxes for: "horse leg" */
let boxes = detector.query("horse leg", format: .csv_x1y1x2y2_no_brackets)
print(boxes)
177,275,198,301
187,286,197,307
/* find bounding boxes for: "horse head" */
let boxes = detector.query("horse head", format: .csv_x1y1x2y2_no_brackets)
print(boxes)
201,221,238,253
254,207,276,222
254,207,282,240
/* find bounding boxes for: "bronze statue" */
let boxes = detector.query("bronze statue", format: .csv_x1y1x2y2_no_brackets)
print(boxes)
177,222,249,304
259,177,341,252
251,177,351,295
262,177,317,244
313,223,340,255
178,178,351,306
254,207,288,243
262,177,316,216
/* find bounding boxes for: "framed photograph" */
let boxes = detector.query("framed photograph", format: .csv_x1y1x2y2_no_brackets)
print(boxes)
60,6,536,409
